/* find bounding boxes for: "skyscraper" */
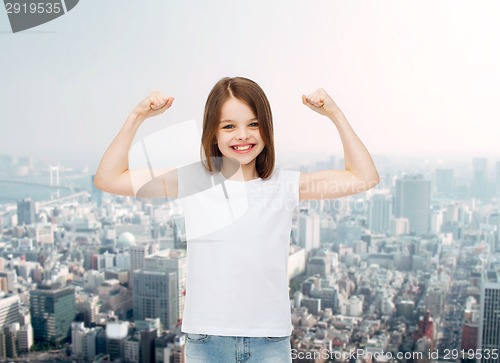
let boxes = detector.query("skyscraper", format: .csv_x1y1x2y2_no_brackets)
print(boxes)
0,295,20,328
130,242,157,275
434,168,454,198
368,192,392,234
133,269,178,330
478,270,500,362
106,319,128,361
472,157,489,200
144,250,186,321
16,198,35,225
129,241,158,284
30,284,75,343
394,174,431,235
298,211,320,252
487,212,500,253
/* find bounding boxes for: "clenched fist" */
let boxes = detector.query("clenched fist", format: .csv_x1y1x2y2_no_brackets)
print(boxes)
302,88,341,118
132,91,175,121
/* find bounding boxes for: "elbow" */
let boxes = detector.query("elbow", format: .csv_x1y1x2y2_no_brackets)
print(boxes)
369,174,380,190
93,174,106,192
359,174,380,192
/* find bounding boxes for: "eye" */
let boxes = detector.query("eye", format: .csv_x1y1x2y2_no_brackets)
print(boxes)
249,122,259,127
222,125,235,129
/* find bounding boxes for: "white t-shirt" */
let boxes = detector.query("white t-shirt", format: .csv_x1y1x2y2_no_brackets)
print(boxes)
177,164,300,337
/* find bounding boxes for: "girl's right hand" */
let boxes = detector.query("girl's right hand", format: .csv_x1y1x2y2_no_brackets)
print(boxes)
131,91,175,121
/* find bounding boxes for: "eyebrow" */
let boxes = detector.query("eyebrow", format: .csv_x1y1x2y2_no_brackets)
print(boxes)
220,118,258,123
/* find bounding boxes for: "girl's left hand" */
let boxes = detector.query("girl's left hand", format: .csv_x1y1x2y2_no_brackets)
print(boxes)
302,88,341,117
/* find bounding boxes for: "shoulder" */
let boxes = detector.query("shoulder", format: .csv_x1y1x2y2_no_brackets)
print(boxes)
177,162,215,198
265,169,301,203
267,168,300,183
259,169,301,190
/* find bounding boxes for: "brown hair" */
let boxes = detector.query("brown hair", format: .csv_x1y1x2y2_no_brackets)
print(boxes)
201,77,275,179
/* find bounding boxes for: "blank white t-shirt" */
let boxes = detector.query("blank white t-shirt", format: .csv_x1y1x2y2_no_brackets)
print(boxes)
177,164,300,337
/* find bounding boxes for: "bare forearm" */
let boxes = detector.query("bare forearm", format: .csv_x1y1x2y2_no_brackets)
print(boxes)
329,110,380,184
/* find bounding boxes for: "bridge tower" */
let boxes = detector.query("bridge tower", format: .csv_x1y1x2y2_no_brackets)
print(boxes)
49,164,60,199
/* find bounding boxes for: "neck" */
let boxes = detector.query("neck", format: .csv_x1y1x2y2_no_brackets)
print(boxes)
220,158,259,181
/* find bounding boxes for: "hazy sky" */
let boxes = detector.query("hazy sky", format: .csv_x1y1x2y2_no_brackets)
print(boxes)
1,0,499,170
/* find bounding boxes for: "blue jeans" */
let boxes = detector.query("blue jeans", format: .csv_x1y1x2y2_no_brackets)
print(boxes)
185,334,292,363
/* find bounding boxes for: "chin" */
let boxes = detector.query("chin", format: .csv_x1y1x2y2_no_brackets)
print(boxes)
222,154,254,165
234,157,256,165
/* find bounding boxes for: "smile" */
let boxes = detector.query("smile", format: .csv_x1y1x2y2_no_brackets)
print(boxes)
231,144,255,152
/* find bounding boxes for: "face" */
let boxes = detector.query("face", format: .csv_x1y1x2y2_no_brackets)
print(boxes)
216,97,265,167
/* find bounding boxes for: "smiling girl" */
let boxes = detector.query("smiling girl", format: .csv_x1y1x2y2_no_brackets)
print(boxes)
94,77,379,362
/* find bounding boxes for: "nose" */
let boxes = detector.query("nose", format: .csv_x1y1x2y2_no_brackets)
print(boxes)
236,128,249,141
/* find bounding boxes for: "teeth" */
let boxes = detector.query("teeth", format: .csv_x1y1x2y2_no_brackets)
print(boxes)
233,145,252,151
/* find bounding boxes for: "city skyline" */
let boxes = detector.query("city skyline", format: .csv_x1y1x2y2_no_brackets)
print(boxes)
1,120,500,360
1,1,500,170
1,148,499,360
2,150,500,177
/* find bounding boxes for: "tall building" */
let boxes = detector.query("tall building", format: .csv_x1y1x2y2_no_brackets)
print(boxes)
16,324,34,353
461,319,478,351
0,270,17,293
106,319,128,361
414,311,434,351
368,192,392,234
478,270,500,362
425,285,443,319
2,325,16,359
434,168,454,198
0,330,5,360
115,251,131,270
30,284,75,343
430,209,444,235
16,198,35,225
0,294,20,328
71,322,84,359
124,333,139,363
130,242,158,280
140,328,158,363
394,174,431,235
487,212,500,252
71,322,100,362
472,157,489,200
75,293,100,327
133,268,178,330
298,211,320,252
144,250,186,321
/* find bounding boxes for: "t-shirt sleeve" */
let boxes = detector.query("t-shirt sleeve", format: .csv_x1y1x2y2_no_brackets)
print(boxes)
279,169,301,210
176,162,214,199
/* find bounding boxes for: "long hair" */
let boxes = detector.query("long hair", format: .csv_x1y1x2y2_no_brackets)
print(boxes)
200,77,275,179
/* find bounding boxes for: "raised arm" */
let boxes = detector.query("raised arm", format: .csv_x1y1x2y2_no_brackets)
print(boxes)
299,88,380,200
93,92,177,198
